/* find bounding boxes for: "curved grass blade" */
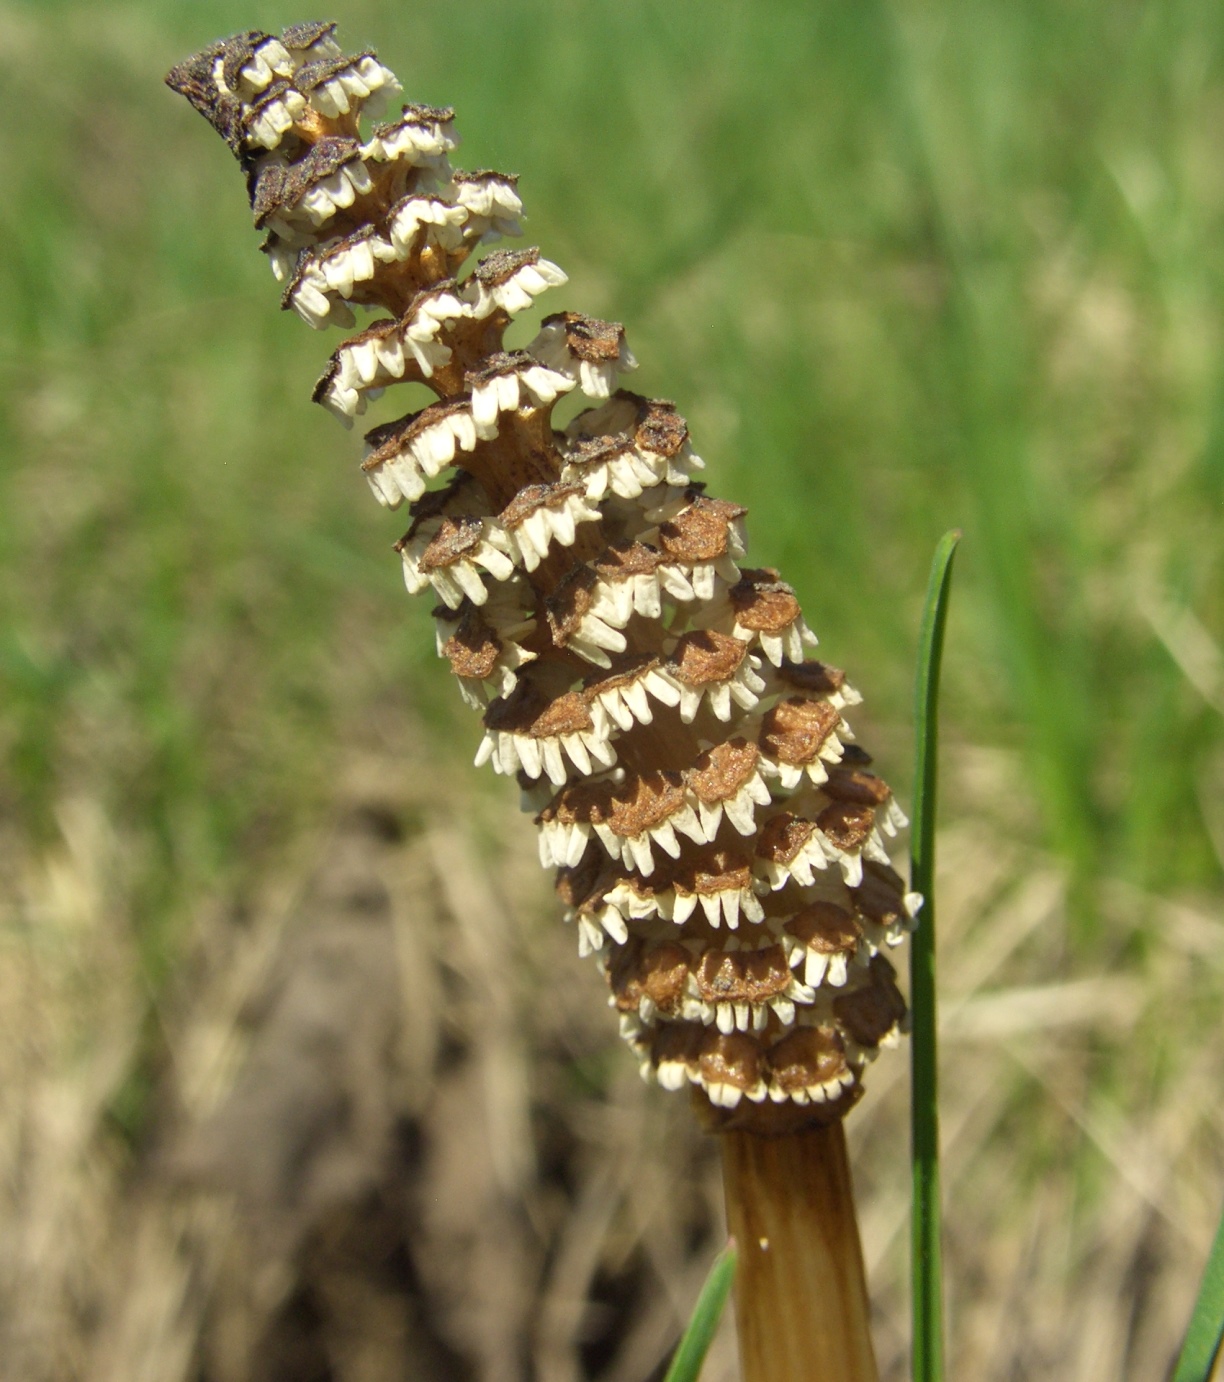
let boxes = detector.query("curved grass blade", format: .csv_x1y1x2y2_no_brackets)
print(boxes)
662,1239,738,1382
1173,1207,1224,1382
910,529,961,1382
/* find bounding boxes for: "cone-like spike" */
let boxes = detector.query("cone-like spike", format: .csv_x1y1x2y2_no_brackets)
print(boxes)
167,22,917,1132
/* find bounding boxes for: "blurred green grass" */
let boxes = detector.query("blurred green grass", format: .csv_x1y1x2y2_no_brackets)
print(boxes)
2,0,1223,1010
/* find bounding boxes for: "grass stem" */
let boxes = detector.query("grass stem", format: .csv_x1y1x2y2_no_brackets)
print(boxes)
662,1239,738,1382
909,529,960,1382
1173,1203,1224,1382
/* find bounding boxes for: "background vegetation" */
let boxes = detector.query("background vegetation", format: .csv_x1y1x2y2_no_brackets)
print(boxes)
1,1,1223,1378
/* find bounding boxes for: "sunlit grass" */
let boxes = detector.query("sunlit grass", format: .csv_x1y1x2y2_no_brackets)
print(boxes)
910,530,960,1382
1,0,1222,1201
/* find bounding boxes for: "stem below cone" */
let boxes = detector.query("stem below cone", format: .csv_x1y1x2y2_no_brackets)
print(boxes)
722,1121,878,1382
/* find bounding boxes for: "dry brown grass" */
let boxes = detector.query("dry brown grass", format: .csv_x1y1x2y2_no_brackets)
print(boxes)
2,737,1220,1382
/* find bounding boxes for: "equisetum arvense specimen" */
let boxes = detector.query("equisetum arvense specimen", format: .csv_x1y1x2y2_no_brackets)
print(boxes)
166,22,919,1137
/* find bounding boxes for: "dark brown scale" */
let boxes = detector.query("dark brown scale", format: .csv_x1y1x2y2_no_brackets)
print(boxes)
815,801,875,852
694,947,791,1004
440,608,503,681
755,813,817,865
758,697,841,767
657,494,745,563
698,1030,765,1093
665,630,747,688
727,570,802,632
672,847,753,897
823,766,892,806
832,956,907,1048
776,660,849,696
766,1026,848,1093
785,902,862,956
609,939,692,1016
686,740,759,805
541,311,626,362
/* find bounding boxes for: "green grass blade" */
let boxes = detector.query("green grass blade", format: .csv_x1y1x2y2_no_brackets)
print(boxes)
1173,1207,1224,1382
910,529,961,1382
662,1240,738,1382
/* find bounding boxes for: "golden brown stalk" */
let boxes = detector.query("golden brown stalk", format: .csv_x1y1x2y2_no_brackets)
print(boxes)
722,1124,878,1382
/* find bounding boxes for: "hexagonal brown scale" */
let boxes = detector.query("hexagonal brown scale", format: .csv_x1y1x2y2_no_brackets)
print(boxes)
609,938,692,1017
581,654,673,736
312,315,402,401
607,771,689,839
282,224,381,310
280,20,338,50
499,479,587,530
686,739,761,806
540,312,626,363
758,697,842,766
544,564,598,644
592,540,664,580
294,50,378,94
406,516,485,573
537,776,617,830
167,31,296,147
464,349,542,391
386,189,463,242
217,29,278,91
251,136,365,228
672,847,754,898
483,681,593,739
632,397,689,459
776,660,850,697
454,167,519,191
567,391,688,453
657,494,747,563
755,812,819,866
241,81,302,142
164,35,226,89
362,399,473,472
438,605,503,681
698,1029,766,1094
849,861,910,928
833,956,907,1048
650,1020,704,1073
822,766,893,807
564,432,638,473
693,946,792,1005
369,101,456,142
727,569,803,632
399,279,466,324
582,652,661,699
816,801,876,853
765,1025,850,1094
664,630,748,688
537,769,685,837
471,246,544,289
785,902,862,956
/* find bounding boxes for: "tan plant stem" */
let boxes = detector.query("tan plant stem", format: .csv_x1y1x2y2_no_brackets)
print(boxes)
721,1123,878,1382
